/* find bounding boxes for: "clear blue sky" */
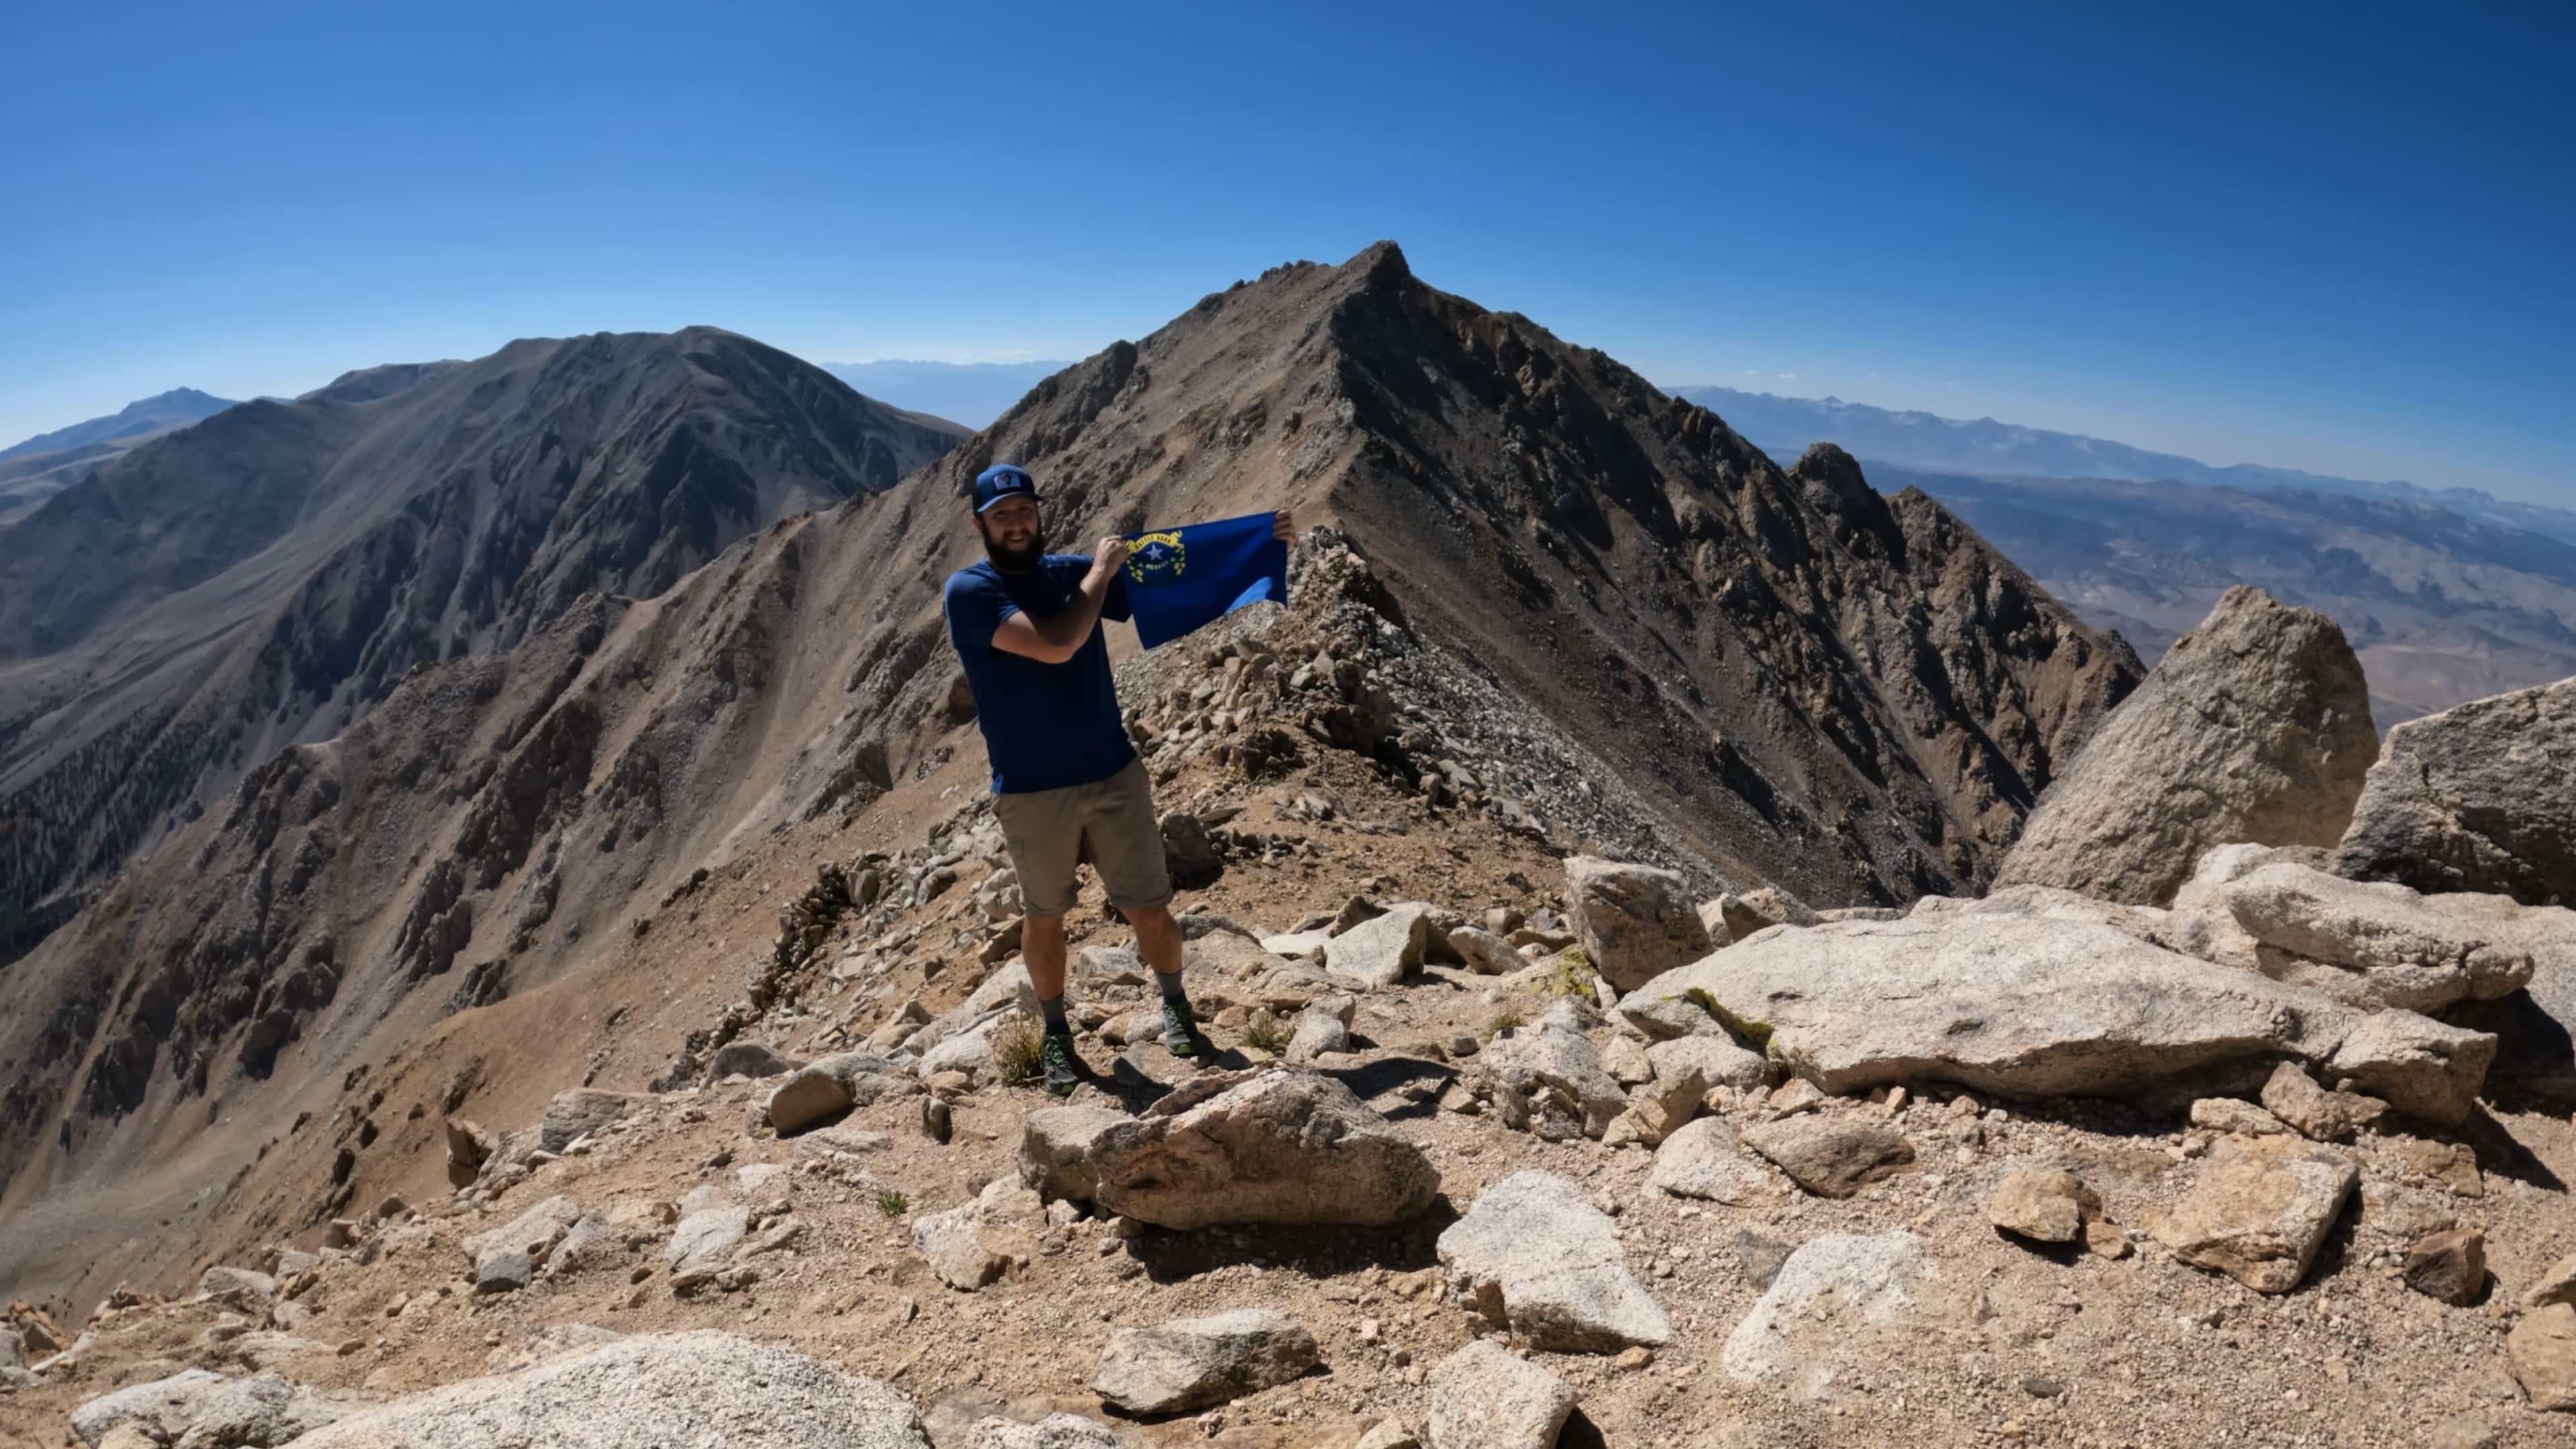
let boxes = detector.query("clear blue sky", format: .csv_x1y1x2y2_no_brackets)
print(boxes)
5,1,2569,502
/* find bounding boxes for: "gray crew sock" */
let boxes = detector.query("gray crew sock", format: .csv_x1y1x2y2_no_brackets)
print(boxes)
1038,993,1071,1036
1155,969,1189,1006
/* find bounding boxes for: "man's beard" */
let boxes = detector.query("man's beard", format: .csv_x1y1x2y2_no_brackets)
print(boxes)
980,523,1046,572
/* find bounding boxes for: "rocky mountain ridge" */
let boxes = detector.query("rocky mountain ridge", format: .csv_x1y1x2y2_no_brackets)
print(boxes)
0,244,2149,1259
2,579,2571,1448
0,329,965,961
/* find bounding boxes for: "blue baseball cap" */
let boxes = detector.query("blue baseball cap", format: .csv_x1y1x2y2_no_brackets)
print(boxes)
973,464,1040,513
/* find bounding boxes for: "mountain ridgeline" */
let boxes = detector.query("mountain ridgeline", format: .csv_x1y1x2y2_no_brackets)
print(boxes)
0,243,2139,1273
0,329,967,960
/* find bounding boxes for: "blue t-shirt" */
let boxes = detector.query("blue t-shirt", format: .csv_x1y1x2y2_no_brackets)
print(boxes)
943,556,1138,794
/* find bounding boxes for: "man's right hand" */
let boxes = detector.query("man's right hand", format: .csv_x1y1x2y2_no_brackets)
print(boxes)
1090,535,1130,580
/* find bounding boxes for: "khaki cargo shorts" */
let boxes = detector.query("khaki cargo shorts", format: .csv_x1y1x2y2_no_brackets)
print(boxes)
991,757,1174,918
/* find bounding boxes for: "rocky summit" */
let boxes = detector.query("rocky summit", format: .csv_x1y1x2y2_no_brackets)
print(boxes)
0,244,2571,1449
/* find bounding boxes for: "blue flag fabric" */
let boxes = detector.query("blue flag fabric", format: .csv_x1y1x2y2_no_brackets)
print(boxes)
1121,513,1288,649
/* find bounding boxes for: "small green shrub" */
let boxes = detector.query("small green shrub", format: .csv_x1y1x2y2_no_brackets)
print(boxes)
875,1188,909,1218
1244,1020,1292,1055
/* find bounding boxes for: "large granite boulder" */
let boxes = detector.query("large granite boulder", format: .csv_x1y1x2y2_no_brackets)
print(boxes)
1322,903,1438,989
1084,1068,1438,1229
1619,913,2358,1099
1016,1105,1132,1202
1562,856,1712,991
1475,1001,1629,1140
1994,588,2377,906
1426,1342,1575,1449
72,1369,339,1448
1721,1231,1931,1384
2447,905,2576,1104
286,1332,930,1448
1436,1170,1670,1352
767,1051,921,1134
2218,861,2533,1010
537,1090,640,1153
2337,675,2576,908
1087,1309,1319,1414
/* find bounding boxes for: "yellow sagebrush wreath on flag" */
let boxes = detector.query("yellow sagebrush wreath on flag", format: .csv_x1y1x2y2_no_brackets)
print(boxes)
1124,530,1187,585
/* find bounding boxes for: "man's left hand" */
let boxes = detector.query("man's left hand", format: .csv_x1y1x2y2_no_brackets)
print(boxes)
1272,508,1295,543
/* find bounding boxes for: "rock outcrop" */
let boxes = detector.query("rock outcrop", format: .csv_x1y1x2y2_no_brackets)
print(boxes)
1425,1342,1575,1449
1721,1231,1930,1383
1621,913,2356,1099
1087,1309,1320,1415
2337,676,2576,908
1436,1171,1670,1352
1995,588,2377,906
1083,1069,1439,1228
1560,856,1711,991
287,1331,930,1447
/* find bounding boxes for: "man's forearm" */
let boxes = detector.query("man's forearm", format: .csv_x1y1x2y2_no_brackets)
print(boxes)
1034,567,1116,652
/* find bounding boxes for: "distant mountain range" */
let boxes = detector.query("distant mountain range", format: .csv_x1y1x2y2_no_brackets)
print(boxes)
0,387,238,461
1669,385,2576,548
0,388,244,524
1868,465,2576,731
818,359,1071,430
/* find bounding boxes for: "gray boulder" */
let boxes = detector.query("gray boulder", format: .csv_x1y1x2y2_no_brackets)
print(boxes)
708,1041,799,1081
1621,913,2358,1100
1721,1231,1930,1383
1477,1002,1629,1140
1737,1115,1916,1198
538,1089,639,1152
767,1051,921,1134
1087,1308,1319,1414
971,1415,1135,1449
2326,1011,2498,1126
287,1332,930,1448
2448,906,2576,1103
1323,902,1438,988
1426,1342,1574,1449
1562,856,1713,991
1715,886,1819,943
2258,1061,2387,1140
1017,1105,1133,1202
1285,996,1356,1064
195,1265,278,1307
1650,1118,1785,1205
466,1195,586,1291
2336,675,2576,908
73,1369,230,1445
911,1179,1043,1293
1085,1068,1439,1229
73,1368,338,1448
1446,926,1524,976
1994,587,2377,906
1437,1170,1670,1352
2220,862,2534,1010
1646,1033,1773,1093
2152,1134,2356,1293
666,1205,749,1281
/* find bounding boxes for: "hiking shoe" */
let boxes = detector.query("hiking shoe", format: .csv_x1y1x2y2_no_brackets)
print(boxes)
1160,999,1199,1058
1040,1032,1081,1095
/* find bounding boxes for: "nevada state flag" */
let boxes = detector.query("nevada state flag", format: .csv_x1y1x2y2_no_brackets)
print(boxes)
1121,513,1289,649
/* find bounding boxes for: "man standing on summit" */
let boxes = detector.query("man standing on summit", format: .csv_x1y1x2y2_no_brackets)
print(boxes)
943,463,1293,1093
